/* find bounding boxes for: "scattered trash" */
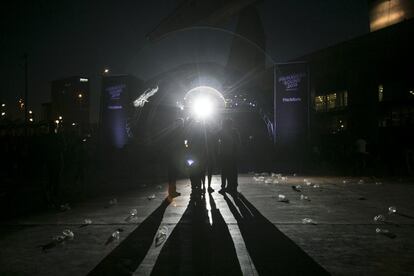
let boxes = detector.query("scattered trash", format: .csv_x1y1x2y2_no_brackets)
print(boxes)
304,179,312,186
59,203,71,212
112,230,120,240
302,218,317,225
172,201,177,207
62,229,74,240
292,185,302,192
260,172,269,177
373,214,386,222
277,194,290,203
388,206,397,215
80,219,93,227
281,176,287,181
272,179,279,184
253,176,265,182
271,173,282,178
155,226,169,247
148,194,156,200
40,229,75,252
125,208,138,222
156,185,162,189
358,179,365,184
265,178,273,184
313,184,320,188
109,198,118,205
293,173,297,176
375,182,382,185
342,180,348,184
300,194,311,201
105,228,124,245
375,228,396,239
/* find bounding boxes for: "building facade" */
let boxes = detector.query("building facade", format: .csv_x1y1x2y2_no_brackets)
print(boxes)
51,76,90,126
301,18,414,174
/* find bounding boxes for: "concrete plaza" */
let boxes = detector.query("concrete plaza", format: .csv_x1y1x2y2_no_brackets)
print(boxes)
1,175,413,275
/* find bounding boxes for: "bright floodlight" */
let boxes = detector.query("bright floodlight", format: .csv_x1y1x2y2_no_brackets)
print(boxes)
192,97,214,119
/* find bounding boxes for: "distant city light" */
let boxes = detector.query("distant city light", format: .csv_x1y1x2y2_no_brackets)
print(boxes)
55,120,60,124
29,110,32,114
58,116,63,120
104,68,109,74
1,103,5,107
78,93,83,98
29,118,33,122
409,90,414,95
79,78,89,82
1,112,5,116
72,122,76,126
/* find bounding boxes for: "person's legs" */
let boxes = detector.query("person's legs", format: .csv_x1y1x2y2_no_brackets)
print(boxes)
168,162,180,197
228,160,238,193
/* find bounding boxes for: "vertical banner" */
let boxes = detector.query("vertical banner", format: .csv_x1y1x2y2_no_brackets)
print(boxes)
274,62,309,144
101,76,131,149
274,62,309,168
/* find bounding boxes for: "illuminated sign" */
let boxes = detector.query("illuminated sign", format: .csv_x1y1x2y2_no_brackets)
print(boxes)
274,63,309,144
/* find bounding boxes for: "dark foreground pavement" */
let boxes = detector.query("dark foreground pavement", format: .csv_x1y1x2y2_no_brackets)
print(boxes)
1,175,414,275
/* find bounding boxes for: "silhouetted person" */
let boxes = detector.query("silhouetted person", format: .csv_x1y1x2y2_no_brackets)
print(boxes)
165,118,184,198
187,121,207,192
217,118,240,194
201,123,216,193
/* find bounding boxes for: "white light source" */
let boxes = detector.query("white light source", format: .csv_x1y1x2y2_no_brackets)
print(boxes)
187,159,194,166
192,97,214,119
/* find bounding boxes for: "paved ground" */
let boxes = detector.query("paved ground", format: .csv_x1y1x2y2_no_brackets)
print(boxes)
1,175,414,275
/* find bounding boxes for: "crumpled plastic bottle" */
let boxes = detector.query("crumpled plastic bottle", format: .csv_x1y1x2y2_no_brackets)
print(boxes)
130,208,138,217
111,230,120,240
302,218,317,225
84,219,92,225
277,194,289,203
388,206,397,215
373,214,386,222
292,185,302,192
148,194,156,200
62,229,74,241
155,226,169,247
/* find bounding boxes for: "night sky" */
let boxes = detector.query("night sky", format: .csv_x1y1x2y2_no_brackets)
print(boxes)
0,0,369,122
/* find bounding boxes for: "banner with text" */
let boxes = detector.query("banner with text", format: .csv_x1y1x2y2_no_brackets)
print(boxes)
274,62,309,145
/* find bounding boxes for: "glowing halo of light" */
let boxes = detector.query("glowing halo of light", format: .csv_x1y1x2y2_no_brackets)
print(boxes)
183,86,226,120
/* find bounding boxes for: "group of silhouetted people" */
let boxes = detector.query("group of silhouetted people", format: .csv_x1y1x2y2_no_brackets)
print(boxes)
163,117,240,199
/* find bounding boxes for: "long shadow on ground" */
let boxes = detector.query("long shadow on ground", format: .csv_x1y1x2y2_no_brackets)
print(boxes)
224,192,330,275
87,198,170,276
151,192,242,276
